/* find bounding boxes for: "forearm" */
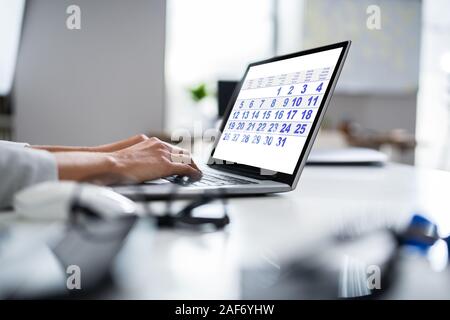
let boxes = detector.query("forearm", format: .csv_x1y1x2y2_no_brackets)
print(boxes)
31,134,149,153
53,152,119,184
31,145,93,152
32,137,201,186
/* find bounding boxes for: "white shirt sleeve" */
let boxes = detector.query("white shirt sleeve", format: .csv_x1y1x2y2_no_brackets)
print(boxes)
0,140,30,148
0,141,58,209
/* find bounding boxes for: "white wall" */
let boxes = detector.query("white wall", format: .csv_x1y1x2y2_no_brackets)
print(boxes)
13,0,166,146
301,0,421,164
303,0,422,94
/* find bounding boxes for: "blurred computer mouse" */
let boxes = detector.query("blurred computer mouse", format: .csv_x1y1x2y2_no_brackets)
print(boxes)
14,181,138,221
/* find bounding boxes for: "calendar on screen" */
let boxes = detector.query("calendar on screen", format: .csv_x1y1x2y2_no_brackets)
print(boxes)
213,48,343,174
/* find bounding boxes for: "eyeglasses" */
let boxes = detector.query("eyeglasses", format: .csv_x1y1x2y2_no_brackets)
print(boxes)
68,184,230,239
140,185,230,230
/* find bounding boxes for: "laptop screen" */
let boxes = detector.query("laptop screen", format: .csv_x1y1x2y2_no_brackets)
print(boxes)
212,47,343,175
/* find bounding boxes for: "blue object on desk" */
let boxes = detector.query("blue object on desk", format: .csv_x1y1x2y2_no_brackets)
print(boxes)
400,214,439,253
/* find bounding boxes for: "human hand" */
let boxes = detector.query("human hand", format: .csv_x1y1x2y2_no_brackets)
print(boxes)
110,137,202,183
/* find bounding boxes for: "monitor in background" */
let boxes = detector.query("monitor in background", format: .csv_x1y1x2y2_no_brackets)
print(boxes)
217,80,238,118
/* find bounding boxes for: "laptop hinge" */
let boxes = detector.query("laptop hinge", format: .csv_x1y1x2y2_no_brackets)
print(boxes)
208,164,276,181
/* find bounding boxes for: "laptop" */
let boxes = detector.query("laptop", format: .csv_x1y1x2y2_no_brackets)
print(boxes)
115,41,351,199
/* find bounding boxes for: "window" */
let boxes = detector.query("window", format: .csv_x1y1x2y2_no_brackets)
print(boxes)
165,0,275,131
0,0,25,96
416,0,450,169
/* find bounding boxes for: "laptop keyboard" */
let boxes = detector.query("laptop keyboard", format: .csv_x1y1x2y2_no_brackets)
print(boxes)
165,172,257,187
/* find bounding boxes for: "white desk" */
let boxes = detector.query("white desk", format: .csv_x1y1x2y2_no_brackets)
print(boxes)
2,163,450,299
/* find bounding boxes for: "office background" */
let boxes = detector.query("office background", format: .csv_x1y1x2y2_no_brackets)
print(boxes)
0,0,449,168
3,0,450,301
